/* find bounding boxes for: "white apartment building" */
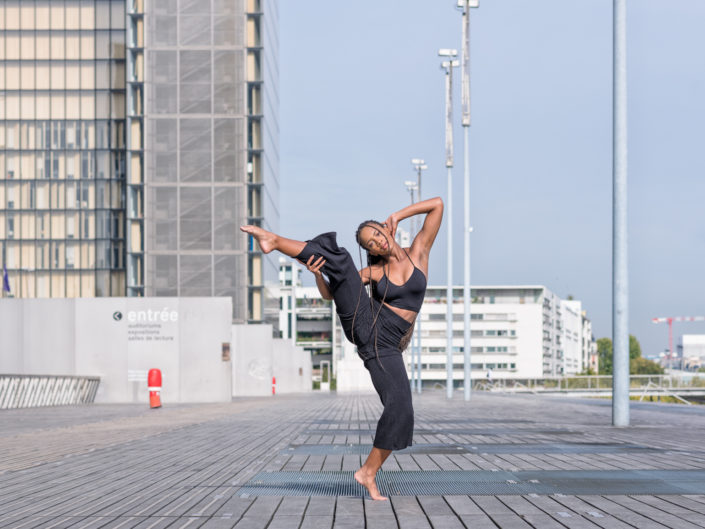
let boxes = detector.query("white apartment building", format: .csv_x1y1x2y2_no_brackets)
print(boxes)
274,259,339,370
679,334,705,371
582,310,598,373
410,285,594,385
562,300,583,375
275,258,595,385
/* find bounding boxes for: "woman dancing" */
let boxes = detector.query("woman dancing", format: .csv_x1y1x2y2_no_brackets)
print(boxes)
241,196,443,500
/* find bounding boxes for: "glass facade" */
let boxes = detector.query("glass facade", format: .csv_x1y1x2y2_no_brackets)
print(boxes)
248,0,279,326
141,0,276,324
1,0,279,325
0,0,127,297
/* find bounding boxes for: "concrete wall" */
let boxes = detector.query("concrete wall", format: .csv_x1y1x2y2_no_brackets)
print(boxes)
232,324,274,397
0,299,77,375
0,298,233,403
231,324,313,396
335,339,375,393
272,339,311,394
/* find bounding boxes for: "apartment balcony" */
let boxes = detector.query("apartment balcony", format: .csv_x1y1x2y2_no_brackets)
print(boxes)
296,306,331,319
295,340,331,350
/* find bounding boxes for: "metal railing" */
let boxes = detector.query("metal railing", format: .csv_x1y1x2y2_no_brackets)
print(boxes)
475,374,705,391
471,374,705,405
0,375,100,409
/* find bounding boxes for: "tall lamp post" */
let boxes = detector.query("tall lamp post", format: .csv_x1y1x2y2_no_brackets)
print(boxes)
404,180,418,235
404,180,421,392
439,48,459,399
612,0,629,427
458,0,479,401
411,159,427,394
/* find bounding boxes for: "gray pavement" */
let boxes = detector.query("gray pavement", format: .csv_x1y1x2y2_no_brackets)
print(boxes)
2,391,705,528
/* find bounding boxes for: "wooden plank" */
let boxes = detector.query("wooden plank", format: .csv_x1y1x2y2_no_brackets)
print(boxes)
305,497,336,517
606,495,704,529
576,495,680,529
299,515,334,529
546,494,635,529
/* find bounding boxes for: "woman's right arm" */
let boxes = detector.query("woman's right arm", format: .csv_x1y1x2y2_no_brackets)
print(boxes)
306,256,333,300
385,196,444,255
315,274,333,300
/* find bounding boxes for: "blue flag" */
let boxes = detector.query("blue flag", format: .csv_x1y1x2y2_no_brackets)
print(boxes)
2,264,10,294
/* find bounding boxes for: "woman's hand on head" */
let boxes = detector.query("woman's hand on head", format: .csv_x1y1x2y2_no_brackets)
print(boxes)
384,214,399,240
306,255,326,277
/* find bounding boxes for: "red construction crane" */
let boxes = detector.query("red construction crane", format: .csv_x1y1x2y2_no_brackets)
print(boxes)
652,316,705,365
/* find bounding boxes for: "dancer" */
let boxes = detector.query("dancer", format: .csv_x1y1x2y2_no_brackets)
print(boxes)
241,196,442,500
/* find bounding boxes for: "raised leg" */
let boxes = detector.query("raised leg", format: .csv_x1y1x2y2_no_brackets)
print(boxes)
240,225,305,257
354,447,391,501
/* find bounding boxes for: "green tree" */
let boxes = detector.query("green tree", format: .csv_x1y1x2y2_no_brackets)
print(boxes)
630,357,664,375
597,337,613,374
629,335,642,360
597,335,643,375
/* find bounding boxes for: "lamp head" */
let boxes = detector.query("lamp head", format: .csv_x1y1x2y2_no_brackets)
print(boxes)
438,48,458,58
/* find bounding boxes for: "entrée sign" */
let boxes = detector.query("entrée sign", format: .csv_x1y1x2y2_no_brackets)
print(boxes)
122,308,179,342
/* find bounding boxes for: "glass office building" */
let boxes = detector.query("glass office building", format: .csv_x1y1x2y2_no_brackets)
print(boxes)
0,0,127,297
1,0,279,324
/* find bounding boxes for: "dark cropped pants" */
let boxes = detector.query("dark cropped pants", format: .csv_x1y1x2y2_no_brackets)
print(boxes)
296,232,414,450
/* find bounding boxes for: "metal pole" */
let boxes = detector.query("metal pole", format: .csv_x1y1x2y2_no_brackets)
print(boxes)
462,130,471,400
460,0,472,401
441,58,457,399
405,184,416,393
415,164,424,394
612,0,629,427
446,165,454,400
668,318,673,367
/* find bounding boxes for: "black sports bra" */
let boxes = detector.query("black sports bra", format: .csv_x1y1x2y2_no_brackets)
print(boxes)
372,250,427,312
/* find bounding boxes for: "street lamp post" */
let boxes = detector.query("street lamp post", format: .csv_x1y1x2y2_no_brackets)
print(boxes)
411,159,427,395
404,181,417,206
411,159,428,202
612,0,629,427
458,0,479,401
439,49,459,399
404,179,419,394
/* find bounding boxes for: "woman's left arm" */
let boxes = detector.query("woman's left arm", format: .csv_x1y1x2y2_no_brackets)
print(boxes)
385,197,444,254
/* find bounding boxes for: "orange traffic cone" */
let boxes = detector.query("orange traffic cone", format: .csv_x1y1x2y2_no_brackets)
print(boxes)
148,368,162,408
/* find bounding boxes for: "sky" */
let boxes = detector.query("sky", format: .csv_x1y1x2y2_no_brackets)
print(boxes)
278,0,705,357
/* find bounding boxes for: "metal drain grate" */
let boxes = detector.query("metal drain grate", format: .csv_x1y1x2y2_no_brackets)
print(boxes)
438,428,581,435
421,418,531,424
280,442,661,456
310,420,375,425
305,428,581,436
312,418,531,425
469,442,661,454
281,444,471,455
237,470,705,497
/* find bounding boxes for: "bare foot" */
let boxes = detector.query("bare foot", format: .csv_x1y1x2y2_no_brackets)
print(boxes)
240,225,277,253
354,468,388,501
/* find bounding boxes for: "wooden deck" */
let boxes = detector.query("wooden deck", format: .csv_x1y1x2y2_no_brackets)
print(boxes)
1,391,705,528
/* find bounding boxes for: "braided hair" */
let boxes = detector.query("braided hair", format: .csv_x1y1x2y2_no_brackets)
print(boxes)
352,221,415,364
